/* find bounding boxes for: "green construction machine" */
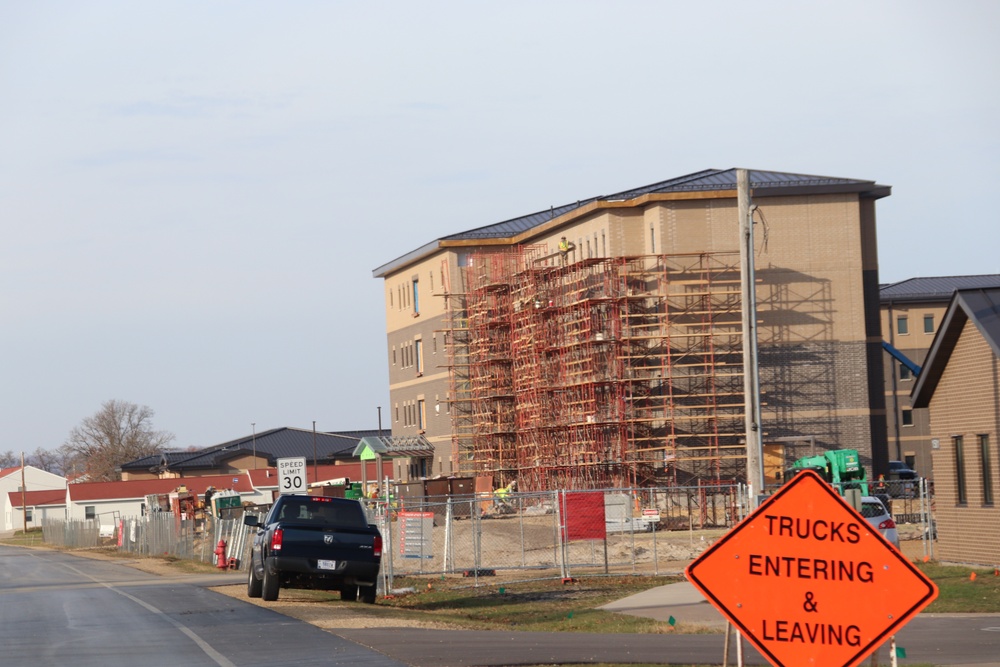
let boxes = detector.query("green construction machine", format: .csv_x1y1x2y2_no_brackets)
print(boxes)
786,448,870,497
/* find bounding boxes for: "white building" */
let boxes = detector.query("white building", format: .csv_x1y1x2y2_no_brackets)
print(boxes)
1,466,67,532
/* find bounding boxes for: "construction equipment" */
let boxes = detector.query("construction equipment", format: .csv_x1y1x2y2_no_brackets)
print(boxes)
786,449,870,496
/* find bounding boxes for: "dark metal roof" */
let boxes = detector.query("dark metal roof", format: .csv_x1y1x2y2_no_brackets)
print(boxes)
121,428,384,472
372,168,890,277
881,275,1000,303
911,287,1000,408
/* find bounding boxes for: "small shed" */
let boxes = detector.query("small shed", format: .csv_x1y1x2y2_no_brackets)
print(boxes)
352,435,435,497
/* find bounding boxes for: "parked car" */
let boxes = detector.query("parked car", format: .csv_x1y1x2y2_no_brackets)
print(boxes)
244,495,382,602
888,460,918,480
859,496,899,548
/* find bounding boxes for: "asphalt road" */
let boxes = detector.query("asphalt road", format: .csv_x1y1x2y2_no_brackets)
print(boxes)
0,545,407,667
3,545,998,666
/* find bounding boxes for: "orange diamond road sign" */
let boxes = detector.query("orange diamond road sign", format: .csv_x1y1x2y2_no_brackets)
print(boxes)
685,470,937,667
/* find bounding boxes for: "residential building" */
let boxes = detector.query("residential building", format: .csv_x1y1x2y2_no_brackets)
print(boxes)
881,275,1000,479
1,466,66,532
911,287,1000,566
374,169,892,490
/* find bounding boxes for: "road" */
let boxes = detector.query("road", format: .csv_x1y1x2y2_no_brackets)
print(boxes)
0,545,406,667
3,544,998,666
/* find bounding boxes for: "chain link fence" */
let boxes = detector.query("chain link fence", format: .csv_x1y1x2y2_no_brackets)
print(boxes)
36,477,937,591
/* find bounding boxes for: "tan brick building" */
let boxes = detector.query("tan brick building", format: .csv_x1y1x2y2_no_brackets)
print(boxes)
881,276,1000,479
911,287,1000,566
373,169,892,489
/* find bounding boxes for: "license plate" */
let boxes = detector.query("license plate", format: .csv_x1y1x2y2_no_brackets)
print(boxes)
317,559,337,570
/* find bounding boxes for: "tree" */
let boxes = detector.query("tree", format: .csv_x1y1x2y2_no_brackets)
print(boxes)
64,399,174,481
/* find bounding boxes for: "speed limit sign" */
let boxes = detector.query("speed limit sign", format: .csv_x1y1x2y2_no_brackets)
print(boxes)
277,457,308,495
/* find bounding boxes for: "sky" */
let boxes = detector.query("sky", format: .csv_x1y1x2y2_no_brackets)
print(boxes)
2,1,997,454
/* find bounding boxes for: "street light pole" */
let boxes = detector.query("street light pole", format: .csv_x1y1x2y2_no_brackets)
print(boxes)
312,420,318,486
251,422,257,470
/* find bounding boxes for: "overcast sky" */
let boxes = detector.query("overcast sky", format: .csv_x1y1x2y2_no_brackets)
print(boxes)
2,1,997,454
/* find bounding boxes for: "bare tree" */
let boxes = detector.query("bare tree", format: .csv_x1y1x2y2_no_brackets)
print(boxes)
0,450,17,468
64,399,174,481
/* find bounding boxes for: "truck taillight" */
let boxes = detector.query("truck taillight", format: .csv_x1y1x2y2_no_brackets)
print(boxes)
271,528,283,551
373,535,382,558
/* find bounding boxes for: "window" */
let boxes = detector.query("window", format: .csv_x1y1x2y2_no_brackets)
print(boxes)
395,404,399,423
25,509,33,522
901,409,913,426
897,316,909,335
900,365,913,381
432,334,437,354
417,399,426,431
981,435,993,505
415,339,423,375
954,436,967,504
85,506,96,520
412,278,419,315
601,230,606,257
923,314,934,334
430,271,434,291
650,224,656,254
392,346,396,366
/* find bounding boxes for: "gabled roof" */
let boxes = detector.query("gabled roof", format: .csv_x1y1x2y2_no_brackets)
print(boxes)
881,275,1000,304
912,288,1000,408
68,474,255,502
9,489,67,509
120,427,382,473
0,466,23,479
373,168,890,277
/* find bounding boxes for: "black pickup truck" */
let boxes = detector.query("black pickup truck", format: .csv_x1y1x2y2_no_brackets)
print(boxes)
244,495,382,603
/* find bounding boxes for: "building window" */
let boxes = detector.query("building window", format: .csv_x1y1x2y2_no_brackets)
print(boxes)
981,435,993,505
417,399,426,431
392,346,396,366
901,409,913,426
923,314,934,334
395,404,399,423
900,365,913,381
897,316,908,335
25,509,33,522
650,224,656,254
412,278,420,315
415,339,423,375
85,506,96,520
430,271,434,292
954,436,967,504
432,334,437,354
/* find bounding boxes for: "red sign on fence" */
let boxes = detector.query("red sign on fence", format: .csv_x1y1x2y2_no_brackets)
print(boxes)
560,491,606,541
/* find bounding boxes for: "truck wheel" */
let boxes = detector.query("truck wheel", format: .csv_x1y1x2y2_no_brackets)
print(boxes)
261,567,280,601
247,565,263,598
340,585,358,602
359,585,377,604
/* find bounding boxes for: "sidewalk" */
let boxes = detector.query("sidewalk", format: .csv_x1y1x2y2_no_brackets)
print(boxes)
600,580,728,629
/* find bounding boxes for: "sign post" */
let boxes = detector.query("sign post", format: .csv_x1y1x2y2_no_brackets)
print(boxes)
685,470,937,667
277,457,308,495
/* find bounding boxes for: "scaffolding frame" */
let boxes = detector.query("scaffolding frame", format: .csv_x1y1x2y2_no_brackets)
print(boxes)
444,248,746,491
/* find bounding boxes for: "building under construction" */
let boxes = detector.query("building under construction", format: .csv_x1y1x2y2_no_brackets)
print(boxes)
444,247,746,491
374,169,891,491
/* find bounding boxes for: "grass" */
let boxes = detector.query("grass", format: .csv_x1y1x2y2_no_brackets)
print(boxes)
377,575,703,633
919,561,1000,613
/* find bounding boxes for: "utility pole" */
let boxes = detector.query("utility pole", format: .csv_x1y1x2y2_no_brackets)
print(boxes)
739,169,765,506
312,421,318,486
21,451,27,536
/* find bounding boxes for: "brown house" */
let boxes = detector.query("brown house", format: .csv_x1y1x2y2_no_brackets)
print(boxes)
912,287,1000,566
881,275,1000,479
